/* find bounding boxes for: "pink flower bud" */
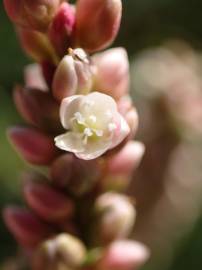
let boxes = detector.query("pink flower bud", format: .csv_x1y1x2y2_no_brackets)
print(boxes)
3,207,52,248
52,55,78,100
95,192,136,243
108,141,145,175
24,64,48,91
4,0,64,32
49,3,75,57
51,154,101,195
52,48,93,101
75,0,122,52
14,86,61,133
17,28,58,63
23,182,74,223
33,233,86,270
93,48,130,100
102,141,145,190
99,240,150,270
117,96,139,136
8,126,59,165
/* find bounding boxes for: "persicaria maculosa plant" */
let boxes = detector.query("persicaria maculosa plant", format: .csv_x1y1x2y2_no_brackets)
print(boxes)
3,0,150,269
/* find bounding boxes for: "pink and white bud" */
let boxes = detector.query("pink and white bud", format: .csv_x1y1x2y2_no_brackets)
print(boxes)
95,192,136,242
52,48,93,101
117,96,139,139
23,182,74,223
49,3,75,57
4,0,64,32
75,0,122,52
54,92,130,160
33,233,86,270
17,28,58,63
3,207,52,248
93,48,130,100
102,141,145,190
99,240,150,270
8,126,59,165
24,64,48,91
14,86,61,133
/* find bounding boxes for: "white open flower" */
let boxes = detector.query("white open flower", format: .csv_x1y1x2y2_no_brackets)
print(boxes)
55,92,130,160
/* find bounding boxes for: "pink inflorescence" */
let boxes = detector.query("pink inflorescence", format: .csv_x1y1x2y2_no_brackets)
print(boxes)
3,0,150,269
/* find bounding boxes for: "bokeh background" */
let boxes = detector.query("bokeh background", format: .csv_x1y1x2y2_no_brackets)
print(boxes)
1,0,202,269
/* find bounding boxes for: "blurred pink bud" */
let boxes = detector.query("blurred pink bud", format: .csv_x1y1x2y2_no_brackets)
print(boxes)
49,3,75,57
17,28,58,63
33,233,86,270
51,154,73,188
3,207,52,248
99,240,150,270
93,48,130,100
4,0,64,31
117,97,139,138
23,182,74,223
24,64,48,91
52,48,93,101
108,141,145,175
95,192,136,243
103,141,145,190
8,126,59,165
125,107,139,139
51,154,101,195
75,0,122,52
14,86,61,133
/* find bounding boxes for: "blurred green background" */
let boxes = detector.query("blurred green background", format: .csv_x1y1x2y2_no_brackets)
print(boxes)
1,0,202,269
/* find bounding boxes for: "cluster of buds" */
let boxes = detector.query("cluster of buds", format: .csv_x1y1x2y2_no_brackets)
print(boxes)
3,0,150,269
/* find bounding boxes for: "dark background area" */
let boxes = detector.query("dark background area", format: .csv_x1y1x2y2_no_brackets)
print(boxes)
1,0,202,269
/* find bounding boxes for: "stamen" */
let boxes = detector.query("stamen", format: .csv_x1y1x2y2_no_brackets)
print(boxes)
84,128,93,137
74,112,86,125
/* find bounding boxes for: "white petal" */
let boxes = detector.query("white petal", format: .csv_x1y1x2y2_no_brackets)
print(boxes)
55,132,85,153
75,141,111,160
60,95,83,129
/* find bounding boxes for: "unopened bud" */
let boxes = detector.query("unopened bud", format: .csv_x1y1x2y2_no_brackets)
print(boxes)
117,97,139,139
51,154,101,196
95,192,136,243
99,240,150,270
102,141,145,190
93,48,129,100
17,28,58,64
33,233,86,270
23,181,74,223
8,126,59,165
3,207,52,248
75,0,122,52
4,0,64,32
49,3,75,57
24,64,48,91
14,86,61,133
52,48,93,101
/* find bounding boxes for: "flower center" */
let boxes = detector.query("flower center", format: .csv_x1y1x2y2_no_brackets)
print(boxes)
71,111,116,145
